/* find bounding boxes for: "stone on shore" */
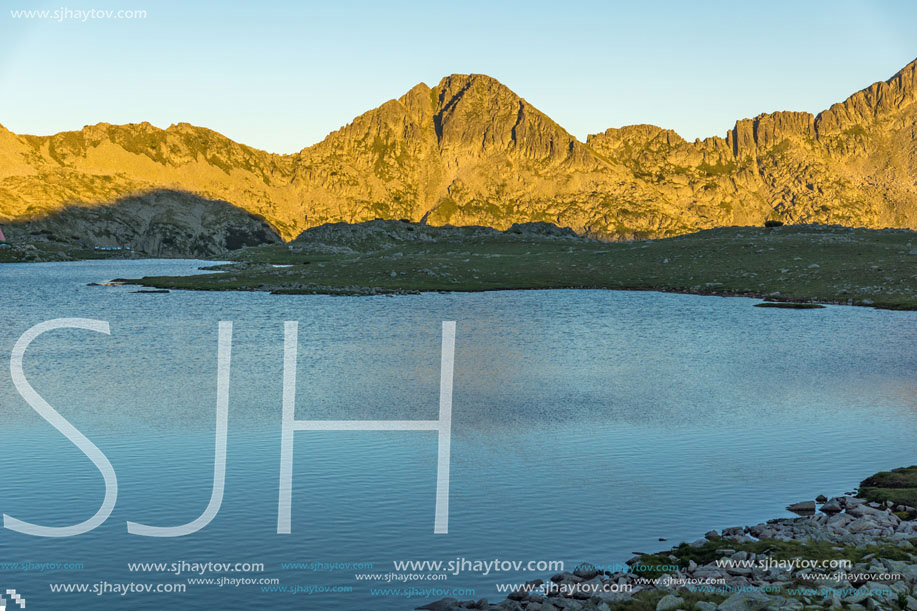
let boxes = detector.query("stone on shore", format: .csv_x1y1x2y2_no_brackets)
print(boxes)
424,468,917,611
786,500,816,513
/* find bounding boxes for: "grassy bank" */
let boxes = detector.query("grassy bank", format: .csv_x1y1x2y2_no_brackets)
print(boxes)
117,221,917,309
859,466,917,508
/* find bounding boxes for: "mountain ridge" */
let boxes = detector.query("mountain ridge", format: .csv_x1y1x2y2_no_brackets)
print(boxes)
2,60,916,241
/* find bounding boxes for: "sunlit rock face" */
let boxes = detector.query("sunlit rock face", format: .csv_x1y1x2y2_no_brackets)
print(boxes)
2,59,917,241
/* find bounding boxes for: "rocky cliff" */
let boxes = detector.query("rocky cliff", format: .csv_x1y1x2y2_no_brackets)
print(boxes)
1,59,916,241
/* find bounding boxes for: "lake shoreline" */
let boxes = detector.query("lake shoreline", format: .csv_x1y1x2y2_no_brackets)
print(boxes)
3,259,914,611
425,467,917,611
106,222,917,311
111,277,917,311
8,222,917,310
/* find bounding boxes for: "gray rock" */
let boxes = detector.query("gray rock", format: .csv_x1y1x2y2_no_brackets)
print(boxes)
717,591,773,610
507,588,529,601
549,572,582,584
843,590,869,604
655,594,684,611
848,517,879,534
787,500,816,513
864,581,896,600
572,565,598,579
507,222,579,238
416,599,461,611
595,590,632,604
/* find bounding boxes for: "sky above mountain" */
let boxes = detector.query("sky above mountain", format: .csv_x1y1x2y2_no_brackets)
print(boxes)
0,0,915,154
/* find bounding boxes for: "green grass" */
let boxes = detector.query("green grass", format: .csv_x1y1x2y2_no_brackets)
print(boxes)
859,466,917,507
117,223,917,309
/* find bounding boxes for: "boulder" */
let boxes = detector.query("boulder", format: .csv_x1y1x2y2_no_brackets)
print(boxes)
787,500,816,514
572,565,599,579
717,591,773,610
655,594,684,611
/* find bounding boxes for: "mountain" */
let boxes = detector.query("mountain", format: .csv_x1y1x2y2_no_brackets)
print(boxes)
1,59,916,242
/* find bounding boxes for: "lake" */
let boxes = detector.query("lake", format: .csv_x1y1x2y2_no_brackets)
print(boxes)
1,259,915,610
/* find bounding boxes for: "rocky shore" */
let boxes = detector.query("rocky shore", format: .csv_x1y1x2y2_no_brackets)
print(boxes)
423,469,917,611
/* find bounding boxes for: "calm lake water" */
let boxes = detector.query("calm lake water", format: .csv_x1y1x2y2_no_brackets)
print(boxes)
1,259,915,610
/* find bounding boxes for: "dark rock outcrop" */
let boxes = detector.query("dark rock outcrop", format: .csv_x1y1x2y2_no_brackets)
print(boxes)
2,190,281,257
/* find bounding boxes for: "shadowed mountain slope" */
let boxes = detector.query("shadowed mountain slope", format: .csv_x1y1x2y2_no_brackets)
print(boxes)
1,190,281,257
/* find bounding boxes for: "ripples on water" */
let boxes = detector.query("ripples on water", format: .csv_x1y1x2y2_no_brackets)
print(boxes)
0,259,915,609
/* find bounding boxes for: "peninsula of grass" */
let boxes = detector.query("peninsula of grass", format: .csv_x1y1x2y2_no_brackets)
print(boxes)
115,221,917,309
859,466,917,507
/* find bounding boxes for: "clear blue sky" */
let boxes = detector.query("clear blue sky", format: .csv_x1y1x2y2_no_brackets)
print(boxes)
0,0,915,154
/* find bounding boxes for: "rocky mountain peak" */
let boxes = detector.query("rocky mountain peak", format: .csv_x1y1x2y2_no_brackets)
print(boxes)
816,57,917,135
397,82,435,127
430,73,591,165
587,125,687,157
3,61,917,241
728,111,815,157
